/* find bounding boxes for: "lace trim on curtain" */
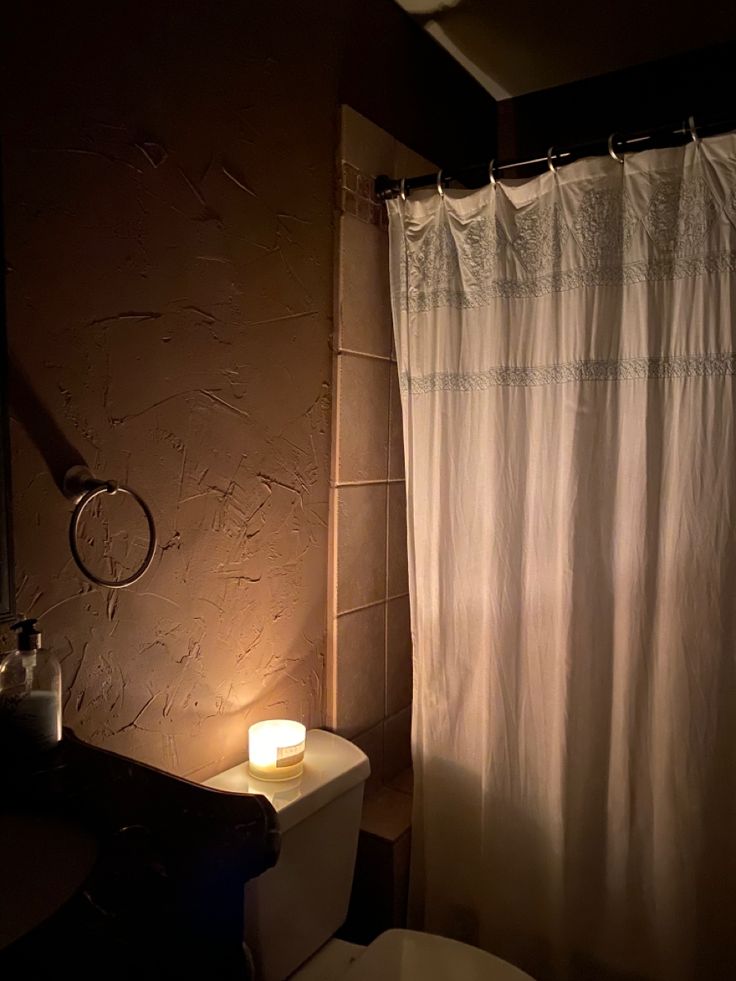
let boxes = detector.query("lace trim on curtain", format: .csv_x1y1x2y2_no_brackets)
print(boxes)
400,352,736,394
395,174,736,309
400,251,736,308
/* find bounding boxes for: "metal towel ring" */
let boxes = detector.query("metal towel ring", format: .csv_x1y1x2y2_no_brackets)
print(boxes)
399,177,407,202
547,146,558,173
64,466,157,589
488,159,497,187
436,169,445,197
608,133,625,164
688,115,701,144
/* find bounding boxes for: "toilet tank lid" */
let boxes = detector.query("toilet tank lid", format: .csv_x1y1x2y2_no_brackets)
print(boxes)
203,730,370,832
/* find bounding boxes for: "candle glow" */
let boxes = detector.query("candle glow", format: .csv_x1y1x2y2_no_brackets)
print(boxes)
248,719,306,781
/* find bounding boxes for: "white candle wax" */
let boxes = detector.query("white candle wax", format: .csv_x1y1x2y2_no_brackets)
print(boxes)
248,719,306,781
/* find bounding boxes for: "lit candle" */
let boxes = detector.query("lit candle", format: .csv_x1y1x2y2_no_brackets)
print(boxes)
248,719,306,781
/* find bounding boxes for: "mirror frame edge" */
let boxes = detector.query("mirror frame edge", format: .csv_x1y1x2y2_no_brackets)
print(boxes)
1,137,17,623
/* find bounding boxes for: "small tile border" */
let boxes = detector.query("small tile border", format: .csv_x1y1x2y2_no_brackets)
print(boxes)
338,161,389,230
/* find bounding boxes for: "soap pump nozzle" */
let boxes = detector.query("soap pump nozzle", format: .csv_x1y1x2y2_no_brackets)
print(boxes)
12,618,42,690
13,618,43,651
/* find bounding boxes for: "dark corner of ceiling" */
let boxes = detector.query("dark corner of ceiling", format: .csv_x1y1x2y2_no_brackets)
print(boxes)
339,0,497,177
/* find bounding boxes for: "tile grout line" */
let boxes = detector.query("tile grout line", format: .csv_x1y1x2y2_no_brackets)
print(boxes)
383,458,391,737
336,591,411,619
334,477,405,488
384,353,393,721
388,357,403,481
337,347,393,363
386,591,411,603
328,170,347,728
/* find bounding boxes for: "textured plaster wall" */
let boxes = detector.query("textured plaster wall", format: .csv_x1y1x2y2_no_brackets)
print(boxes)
2,1,495,779
2,3,343,778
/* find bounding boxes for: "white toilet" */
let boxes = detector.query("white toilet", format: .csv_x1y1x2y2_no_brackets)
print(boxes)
205,730,534,981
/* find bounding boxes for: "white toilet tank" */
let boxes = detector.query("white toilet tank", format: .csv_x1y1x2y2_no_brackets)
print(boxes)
205,730,370,981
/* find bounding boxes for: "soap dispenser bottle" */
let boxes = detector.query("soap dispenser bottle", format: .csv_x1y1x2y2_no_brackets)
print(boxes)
0,618,62,754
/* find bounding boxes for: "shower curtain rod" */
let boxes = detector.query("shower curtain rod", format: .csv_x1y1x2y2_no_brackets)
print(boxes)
374,115,735,200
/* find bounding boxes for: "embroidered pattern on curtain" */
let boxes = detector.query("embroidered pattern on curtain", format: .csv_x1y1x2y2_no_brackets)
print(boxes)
388,133,736,981
396,170,736,309
401,352,736,393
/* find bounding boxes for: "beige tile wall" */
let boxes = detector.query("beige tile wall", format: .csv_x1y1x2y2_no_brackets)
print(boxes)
326,107,431,787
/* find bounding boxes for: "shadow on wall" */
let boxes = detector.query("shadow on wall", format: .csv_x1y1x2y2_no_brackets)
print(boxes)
2,0,494,784
6,348,328,780
9,351,87,492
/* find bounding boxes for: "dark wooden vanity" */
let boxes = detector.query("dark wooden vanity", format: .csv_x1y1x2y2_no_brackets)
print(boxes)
0,730,280,980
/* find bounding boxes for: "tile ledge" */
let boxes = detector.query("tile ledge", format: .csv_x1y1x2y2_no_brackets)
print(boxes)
360,773,413,842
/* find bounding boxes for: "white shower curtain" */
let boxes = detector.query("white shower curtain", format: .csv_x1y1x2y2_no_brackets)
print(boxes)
388,134,736,981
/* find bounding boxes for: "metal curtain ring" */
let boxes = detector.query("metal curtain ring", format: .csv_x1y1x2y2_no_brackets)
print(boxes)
688,115,700,143
608,133,624,163
69,483,157,589
488,159,497,187
547,146,558,173
399,177,407,202
436,169,445,197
